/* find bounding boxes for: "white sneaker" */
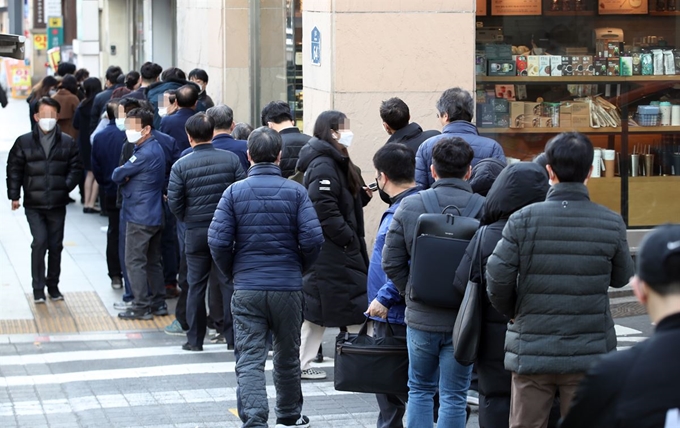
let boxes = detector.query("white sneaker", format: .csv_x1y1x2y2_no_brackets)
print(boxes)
300,368,326,380
275,415,310,427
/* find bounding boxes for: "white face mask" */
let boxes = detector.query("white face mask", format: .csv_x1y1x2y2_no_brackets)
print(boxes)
125,129,143,143
38,118,57,132
337,130,354,148
48,89,57,96
115,118,126,131
158,107,168,117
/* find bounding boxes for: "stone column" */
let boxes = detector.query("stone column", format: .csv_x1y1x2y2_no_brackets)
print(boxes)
73,0,100,76
302,0,476,241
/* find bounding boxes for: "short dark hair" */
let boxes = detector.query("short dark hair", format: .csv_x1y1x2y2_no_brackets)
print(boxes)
545,132,594,183
261,100,293,126
188,68,209,83
176,85,199,108
655,254,680,295
373,143,415,185
380,98,410,131
56,62,76,77
247,127,282,163
35,96,61,114
119,97,141,114
432,137,474,179
126,108,154,128
161,67,186,81
232,123,254,141
140,62,163,81
58,75,79,95
165,89,177,104
105,66,124,85
206,104,234,130
436,87,474,122
185,113,215,143
75,68,89,82
106,99,120,121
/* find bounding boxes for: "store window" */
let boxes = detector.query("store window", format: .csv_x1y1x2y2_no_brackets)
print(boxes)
475,0,680,228
286,0,303,130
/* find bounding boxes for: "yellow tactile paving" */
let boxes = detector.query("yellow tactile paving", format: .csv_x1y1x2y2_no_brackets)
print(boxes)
0,292,172,335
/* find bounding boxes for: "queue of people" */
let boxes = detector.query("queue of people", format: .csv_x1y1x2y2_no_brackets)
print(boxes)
7,68,680,428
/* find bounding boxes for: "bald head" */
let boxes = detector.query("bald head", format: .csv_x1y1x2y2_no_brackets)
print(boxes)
176,84,199,109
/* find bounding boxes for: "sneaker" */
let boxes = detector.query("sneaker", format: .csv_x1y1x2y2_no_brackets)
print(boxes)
118,308,153,320
164,320,188,336
301,368,326,380
210,333,226,344
33,289,46,304
152,304,169,316
47,288,64,301
467,390,479,406
275,415,310,428
113,301,134,310
111,276,123,290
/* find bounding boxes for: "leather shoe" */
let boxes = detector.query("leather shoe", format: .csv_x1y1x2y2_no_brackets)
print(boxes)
182,343,203,352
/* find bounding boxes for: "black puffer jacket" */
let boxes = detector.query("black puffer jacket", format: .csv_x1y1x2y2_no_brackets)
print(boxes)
469,157,507,196
385,122,440,155
279,127,311,179
167,144,246,228
297,138,369,327
486,182,635,375
454,163,548,405
6,126,83,209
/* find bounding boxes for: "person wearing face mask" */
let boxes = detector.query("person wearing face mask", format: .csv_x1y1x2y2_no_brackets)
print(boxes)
364,143,418,428
111,108,167,320
91,100,128,290
7,97,83,303
188,68,214,110
27,76,59,130
295,110,371,380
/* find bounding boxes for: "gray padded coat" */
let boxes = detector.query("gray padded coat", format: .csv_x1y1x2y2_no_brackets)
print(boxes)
486,182,634,375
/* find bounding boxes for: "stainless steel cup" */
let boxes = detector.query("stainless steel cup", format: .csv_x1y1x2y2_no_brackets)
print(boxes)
644,154,655,176
630,154,640,177
673,153,680,175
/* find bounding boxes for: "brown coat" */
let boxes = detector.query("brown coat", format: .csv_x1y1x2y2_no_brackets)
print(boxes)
51,89,80,140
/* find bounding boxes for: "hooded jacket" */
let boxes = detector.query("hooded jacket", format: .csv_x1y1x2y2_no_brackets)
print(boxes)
6,125,83,209
453,162,548,401
486,182,635,375
386,122,440,155
469,157,507,197
415,121,506,189
296,138,369,327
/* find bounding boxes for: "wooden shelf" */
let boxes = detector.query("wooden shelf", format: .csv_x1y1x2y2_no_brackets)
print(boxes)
477,75,680,83
649,10,680,15
479,126,680,134
629,126,680,133
543,10,595,15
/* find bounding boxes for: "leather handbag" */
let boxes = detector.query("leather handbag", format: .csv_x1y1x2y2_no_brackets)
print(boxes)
452,226,486,366
334,319,409,395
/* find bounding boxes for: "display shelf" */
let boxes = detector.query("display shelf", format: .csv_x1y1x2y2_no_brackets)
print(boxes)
477,75,680,83
478,127,620,134
629,126,680,133
543,10,595,15
648,10,680,15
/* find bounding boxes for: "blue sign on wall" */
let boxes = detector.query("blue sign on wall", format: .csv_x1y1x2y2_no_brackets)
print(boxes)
311,26,321,66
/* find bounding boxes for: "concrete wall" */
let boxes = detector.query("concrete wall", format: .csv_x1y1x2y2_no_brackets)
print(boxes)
98,0,130,76
302,0,476,243
151,0,174,69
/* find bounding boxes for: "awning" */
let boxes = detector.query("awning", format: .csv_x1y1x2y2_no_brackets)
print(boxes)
0,34,26,60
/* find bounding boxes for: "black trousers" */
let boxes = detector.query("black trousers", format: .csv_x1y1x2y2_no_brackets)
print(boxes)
374,321,408,428
103,194,121,279
207,265,235,345
185,226,227,347
175,246,189,330
25,207,66,290
161,201,178,286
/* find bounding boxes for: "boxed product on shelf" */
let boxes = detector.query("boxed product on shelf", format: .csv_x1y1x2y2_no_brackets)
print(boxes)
632,52,642,75
495,85,516,100
491,98,509,113
572,114,591,128
488,59,516,76
478,104,495,127
621,56,633,76
607,58,620,76
571,102,590,116
542,102,560,127
539,117,556,128
485,43,513,60
539,56,551,76
561,56,573,76
573,56,584,76
528,56,540,76
550,56,562,76
515,55,528,76
494,113,510,128
523,115,541,128
524,102,542,117
641,52,653,75
674,51,680,75
594,58,607,76
607,42,621,58
664,50,675,75
583,56,594,76
476,52,486,76
509,102,525,128
652,50,664,76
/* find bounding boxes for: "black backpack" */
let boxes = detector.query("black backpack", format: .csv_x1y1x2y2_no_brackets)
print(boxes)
408,189,484,308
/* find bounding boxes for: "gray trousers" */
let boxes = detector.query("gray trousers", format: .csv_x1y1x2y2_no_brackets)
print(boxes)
125,222,165,310
232,290,304,428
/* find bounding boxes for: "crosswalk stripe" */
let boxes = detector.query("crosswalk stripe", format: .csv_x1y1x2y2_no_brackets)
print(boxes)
0,360,336,387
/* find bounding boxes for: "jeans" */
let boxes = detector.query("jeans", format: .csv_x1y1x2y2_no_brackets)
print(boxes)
406,326,471,428
103,194,121,279
125,221,165,310
161,201,178,286
25,207,66,290
374,321,408,428
232,290,304,427
185,226,226,347
119,210,133,301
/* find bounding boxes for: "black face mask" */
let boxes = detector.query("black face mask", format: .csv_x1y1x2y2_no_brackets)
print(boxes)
376,179,392,205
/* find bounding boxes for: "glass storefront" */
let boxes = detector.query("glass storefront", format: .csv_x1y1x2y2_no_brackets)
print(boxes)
475,0,680,227
286,0,303,130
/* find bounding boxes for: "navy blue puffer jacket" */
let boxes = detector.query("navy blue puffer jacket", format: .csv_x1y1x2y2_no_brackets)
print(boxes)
208,163,324,291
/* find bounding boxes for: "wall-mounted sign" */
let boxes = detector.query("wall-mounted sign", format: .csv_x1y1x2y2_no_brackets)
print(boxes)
598,0,648,14
33,0,46,29
491,0,541,15
33,34,47,50
311,27,321,66
477,0,487,15
47,16,63,50
44,0,61,24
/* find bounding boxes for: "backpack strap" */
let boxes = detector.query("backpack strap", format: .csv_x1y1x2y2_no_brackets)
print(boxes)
462,193,484,218
421,189,440,214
